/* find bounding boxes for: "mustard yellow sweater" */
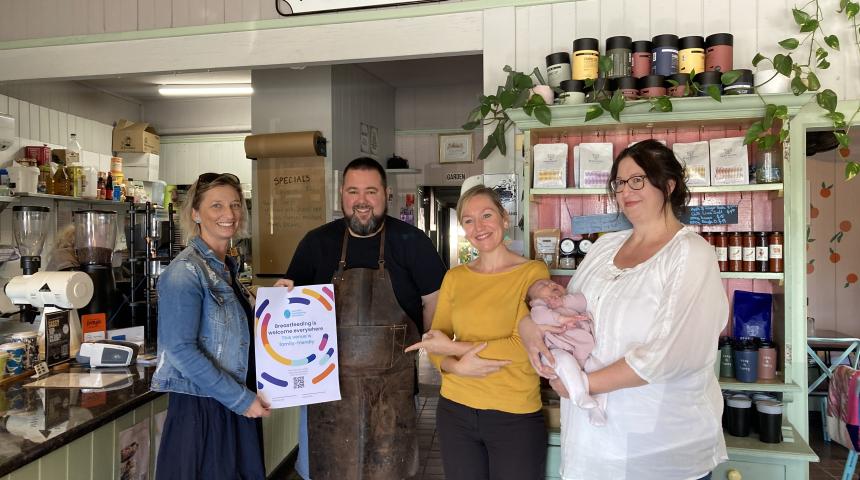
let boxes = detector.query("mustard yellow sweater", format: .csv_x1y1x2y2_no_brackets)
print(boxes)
430,260,549,414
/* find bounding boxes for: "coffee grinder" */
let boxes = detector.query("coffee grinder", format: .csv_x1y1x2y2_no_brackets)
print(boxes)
5,206,94,363
73,210,119,327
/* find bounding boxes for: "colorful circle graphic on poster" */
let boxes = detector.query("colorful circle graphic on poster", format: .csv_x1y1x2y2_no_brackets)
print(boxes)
255,286,337,389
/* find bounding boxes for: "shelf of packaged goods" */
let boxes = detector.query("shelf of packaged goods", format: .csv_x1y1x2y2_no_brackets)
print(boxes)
719,374,802,393
724,421,818,462
550,269,784,281
13,192,133,207
530,184,784,197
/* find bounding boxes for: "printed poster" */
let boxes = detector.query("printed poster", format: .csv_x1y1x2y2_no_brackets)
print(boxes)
254,285,341,409
118,419,150,480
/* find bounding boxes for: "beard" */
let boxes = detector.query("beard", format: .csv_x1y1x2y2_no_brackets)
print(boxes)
345,203,386,236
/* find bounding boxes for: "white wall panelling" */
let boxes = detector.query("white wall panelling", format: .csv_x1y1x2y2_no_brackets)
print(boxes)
142,97,251,135
158,135,251,185
0,81,141,126
395,83,482,131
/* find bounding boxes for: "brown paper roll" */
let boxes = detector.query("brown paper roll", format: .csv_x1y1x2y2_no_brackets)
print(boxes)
244,131,326,159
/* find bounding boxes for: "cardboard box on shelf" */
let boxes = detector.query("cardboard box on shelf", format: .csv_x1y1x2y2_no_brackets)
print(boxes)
119,152,159,167
112,119,160,155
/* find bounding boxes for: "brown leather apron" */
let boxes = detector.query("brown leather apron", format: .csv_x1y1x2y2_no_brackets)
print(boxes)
309,225,420,479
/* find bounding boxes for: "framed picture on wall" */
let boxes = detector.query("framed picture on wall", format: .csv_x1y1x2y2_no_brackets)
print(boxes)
360,123,370,154
439,133,473,164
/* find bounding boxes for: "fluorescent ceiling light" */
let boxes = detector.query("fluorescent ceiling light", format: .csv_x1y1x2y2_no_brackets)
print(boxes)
158,84,253,97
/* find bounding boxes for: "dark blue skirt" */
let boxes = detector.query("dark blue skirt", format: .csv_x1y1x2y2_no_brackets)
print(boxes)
155,393,265,479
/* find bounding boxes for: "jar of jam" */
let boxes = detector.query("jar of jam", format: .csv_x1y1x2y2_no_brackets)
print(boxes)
755,232,769,272
728,232,743,272
559,238,577,269
714,232,728,271
701,231,714,245
769,231,784,273
742,232,756,272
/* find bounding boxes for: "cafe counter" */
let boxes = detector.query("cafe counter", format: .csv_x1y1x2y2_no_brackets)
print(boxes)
0,363,299,479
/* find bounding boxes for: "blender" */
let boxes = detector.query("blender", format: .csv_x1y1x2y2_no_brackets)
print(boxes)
73,210,119,327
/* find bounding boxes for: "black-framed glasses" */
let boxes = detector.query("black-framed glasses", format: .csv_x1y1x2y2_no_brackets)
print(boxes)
197,172,240,186
610,174,648,193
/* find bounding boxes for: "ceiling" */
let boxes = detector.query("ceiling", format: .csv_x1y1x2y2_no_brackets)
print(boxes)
78,55,483,102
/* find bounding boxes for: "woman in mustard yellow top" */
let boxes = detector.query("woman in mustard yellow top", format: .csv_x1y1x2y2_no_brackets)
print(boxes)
406,185,549,480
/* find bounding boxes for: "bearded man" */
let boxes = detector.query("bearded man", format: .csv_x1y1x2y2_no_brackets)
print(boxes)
276,157,446,479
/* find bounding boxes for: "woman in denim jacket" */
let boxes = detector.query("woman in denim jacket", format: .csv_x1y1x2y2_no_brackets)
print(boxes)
152,173,270,479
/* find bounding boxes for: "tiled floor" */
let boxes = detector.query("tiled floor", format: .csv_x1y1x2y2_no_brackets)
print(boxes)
809,415,859,480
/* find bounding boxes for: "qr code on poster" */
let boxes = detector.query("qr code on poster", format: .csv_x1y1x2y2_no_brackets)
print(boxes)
293,376,305,389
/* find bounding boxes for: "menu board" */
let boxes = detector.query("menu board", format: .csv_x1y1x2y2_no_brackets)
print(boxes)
681,205,739,226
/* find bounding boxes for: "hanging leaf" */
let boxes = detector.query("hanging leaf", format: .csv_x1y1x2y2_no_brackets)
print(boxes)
480,102,492,117
478,134,497,160
598,56,613,76
806,72,821,91
778,38,800,50
792,8,811,24
791,75,808,95
652,97,673,112
763,104,778,129
826,111,847,128
816,47,828,60
585,106,604,122
847,2,859,18
462,120,481,131
499,90,517,109
534,105,552,126
707,84,722,102
824,35,840,50
513,88,531,108
773,54,793,76
608,91,626,122
816,89,838,112
775,105,789,118
744,122,765,145
818,58,831,69
514,73,533,90
720,70,742,85
800,19,819,33
752,53,767,67
834,131,850,148
760,134,779,151
494,122,507,156
846,161,860,181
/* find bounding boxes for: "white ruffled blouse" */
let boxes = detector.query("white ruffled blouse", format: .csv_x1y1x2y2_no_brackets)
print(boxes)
560,227,729,480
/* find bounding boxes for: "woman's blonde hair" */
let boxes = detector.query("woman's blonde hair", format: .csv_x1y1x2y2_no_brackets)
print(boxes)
456,185,508,224
179,175,249,245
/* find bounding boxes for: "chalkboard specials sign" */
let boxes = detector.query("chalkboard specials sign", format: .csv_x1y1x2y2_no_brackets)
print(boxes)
572,204,738,234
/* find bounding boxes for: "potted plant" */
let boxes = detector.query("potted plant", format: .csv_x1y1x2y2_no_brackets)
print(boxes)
462,65,553,159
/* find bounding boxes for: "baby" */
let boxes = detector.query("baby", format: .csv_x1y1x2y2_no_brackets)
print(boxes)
527,278,607,426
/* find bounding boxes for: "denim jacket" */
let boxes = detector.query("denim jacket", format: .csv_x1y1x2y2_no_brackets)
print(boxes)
151,236,255,415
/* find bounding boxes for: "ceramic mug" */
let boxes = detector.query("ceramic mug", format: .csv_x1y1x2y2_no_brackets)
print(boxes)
754,69,791,94
0,342,25,376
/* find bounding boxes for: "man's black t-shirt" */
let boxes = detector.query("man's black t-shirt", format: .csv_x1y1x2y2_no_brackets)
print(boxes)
285,216,446,331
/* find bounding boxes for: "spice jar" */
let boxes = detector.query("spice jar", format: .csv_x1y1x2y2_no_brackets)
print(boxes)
651,34,679,76
679,35,705,74
757,340,778,380
742,232,756,272
695,71,723,97
559,238,577,269
632,40,653,78
615,76,639,100
667,73,690,97
638,75,667,98
756,232,770,272
768,231,784,273
728,232,743,272
724,69,754,95
546,52,572,89
705,33,734,72
572,38,600,80
605,36,633,79
559,79,586,105
714,232,728,271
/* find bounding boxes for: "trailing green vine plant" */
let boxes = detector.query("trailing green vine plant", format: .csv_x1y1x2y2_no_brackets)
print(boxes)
462,65,552,159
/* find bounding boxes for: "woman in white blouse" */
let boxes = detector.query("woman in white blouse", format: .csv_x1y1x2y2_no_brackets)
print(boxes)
520,139,728,480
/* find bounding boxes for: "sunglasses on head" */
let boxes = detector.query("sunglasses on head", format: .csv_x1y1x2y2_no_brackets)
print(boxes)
197,172,240,186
